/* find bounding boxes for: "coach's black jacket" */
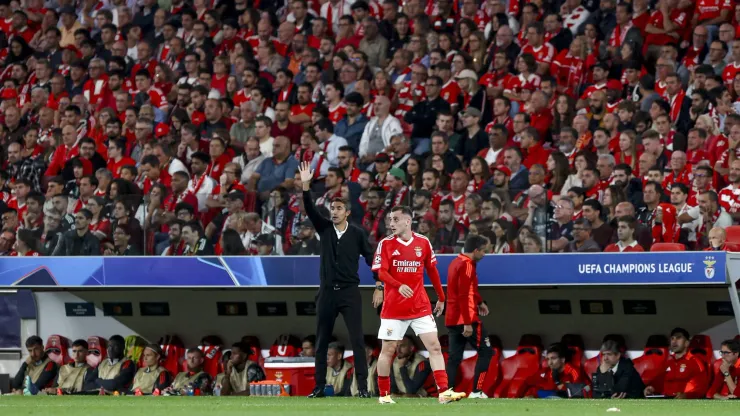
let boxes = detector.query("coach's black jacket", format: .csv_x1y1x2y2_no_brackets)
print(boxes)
303,190,374,288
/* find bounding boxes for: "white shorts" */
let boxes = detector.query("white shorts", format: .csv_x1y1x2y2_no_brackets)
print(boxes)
378,315,438,341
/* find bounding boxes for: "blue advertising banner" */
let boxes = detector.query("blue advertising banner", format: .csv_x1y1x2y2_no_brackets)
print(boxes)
0,252,726,287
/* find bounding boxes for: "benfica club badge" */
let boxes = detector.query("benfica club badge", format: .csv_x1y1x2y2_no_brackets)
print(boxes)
414,246,422,257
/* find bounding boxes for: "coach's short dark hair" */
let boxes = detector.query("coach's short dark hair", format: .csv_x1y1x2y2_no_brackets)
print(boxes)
330,197,351,211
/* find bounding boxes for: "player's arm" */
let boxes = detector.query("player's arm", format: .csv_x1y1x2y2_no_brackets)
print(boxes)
96,360,135,392
400,359,431,395
11,362,28,391
424,243,445,302
299,162,331,232
32,361,58,390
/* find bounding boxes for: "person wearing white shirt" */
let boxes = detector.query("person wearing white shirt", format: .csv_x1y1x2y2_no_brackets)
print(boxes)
358,95,403,161
320,0,352,37
186,152,217,213
310,118,348,179
255,116,275,158
234,137,266,184
241,212,284,255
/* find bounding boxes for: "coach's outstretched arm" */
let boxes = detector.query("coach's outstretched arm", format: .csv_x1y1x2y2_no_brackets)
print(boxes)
299,162,331,232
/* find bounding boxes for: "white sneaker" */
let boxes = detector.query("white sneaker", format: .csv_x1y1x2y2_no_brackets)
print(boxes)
468,391,488,399
378,395,396,404
438,389,466,404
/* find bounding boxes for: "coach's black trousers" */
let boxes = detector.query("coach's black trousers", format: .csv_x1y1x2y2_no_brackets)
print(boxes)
314,285,368,391
446,322,493,393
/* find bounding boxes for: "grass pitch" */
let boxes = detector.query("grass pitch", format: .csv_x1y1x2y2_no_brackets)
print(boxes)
1,396,738,415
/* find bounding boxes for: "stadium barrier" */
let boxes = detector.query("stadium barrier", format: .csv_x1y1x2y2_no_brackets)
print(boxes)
0,252,739,394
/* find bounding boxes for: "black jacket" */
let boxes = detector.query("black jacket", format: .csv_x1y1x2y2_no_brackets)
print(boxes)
52,229,101,256
405,96,451,139
303,190,374,288
592,357,645,399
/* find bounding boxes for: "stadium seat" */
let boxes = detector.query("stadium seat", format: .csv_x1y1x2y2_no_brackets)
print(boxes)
241,335,264,366
200,335,224,378
561,334,586,367
270,334,302,357
481,335,503,397
724,226,740,244
724,242,740,252
650,243,686,251
159,335,185,376
45,335,71,366
86,336,108,368
493,335,542,398
688,335,715,369
632,335,670,388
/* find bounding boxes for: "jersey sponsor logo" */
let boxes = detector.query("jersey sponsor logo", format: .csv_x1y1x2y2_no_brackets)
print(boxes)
393,259,421,273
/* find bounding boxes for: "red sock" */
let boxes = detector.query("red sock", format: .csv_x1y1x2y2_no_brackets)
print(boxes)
378,376,391,396
434,370,449,392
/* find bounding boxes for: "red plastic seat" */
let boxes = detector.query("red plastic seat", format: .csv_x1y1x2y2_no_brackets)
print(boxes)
481,337,503,397
724,242,740,252
689,335,714,370
199,335,224,378
724,226,740,244
494,335,542,398
45,335,71,366
270,334,301,357
561,334,585,368
633,348,668,388
650,243,686,251
86,336,108,368
241,335,263,366
454,354,479,394
159,335,185,377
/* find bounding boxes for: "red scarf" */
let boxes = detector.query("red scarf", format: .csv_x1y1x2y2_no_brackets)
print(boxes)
697,207,721,244
190,174,207,195
668,90,686,122
362,208,386,241
313,140,331,179
609,22,633,47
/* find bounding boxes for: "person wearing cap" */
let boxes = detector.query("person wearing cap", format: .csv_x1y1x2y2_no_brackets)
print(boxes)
128,344,172,395
455,107,488,164
455,68,490,125
253,233,276,255
358,95,403,162
384,167,409,209
205,190,245,241
59,6,81,48
404,75,451,148
287,219,322,255
592,339,645,399
644,328,709,399
577,61,609,109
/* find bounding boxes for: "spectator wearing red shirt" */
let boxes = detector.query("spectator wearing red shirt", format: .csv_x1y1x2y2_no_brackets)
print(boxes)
604,216,646,252
133,69,169,113
644,328,710,399
140,155,173,196
528,91,553,141
130,41,158,80
523,343,589,398
335,15,362,51
707,339,740,399
45,124,80,176
520,21,556,76
271,101,304,149
520,127,550,169
644,0,688,55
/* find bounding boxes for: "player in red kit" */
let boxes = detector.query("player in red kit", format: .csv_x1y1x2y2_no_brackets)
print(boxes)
372,206,466,404
445,235,493,398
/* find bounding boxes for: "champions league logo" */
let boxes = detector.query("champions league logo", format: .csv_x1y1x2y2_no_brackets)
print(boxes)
704,256,717,280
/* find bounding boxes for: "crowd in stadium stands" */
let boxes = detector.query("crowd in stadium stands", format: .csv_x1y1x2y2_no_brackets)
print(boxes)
3,0,740,255
11,330,740,398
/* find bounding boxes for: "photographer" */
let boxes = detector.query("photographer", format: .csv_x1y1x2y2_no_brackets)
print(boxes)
592,340,645,399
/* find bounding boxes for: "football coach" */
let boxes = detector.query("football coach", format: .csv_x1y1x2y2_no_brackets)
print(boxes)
299,162,374,398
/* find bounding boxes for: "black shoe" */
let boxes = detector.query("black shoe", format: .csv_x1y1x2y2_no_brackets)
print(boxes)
308,387,326,398
357,389,371,398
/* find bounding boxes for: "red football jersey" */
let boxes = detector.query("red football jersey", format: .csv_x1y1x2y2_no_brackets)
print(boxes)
372,233,441,320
